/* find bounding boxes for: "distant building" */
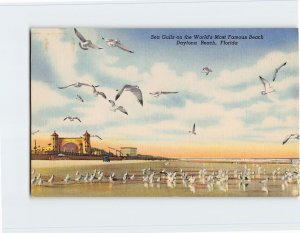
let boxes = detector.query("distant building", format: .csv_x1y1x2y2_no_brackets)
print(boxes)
120,147,137,157
51,130,91,154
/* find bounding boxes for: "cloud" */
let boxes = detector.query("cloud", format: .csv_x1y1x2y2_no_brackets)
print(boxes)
32,28,99,89
30,28,298,157
213,51,298,88
31,81,71,114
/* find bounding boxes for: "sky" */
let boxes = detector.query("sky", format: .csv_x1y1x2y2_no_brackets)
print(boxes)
31,28,299,158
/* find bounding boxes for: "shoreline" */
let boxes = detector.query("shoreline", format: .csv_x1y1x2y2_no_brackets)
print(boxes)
31,159,161,169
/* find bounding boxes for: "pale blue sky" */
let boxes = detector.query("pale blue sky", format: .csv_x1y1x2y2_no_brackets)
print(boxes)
31,28,298,151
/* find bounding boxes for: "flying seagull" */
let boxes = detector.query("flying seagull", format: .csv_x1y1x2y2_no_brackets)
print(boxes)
282,134,299,145
91,85,106,99
273,62,287,82
259,76,275,95
189,123,196,135
58,82,98,89
91,135,103,140
115,85,143,106
74,28,103,50
32,130,39,135
149,91,178,98
63,116,81,122
202,67,212,75
76,94,84,102
101,37,134,53
109,100,128,115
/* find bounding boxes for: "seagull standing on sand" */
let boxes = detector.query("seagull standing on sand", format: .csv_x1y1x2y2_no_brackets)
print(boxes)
31,176,37,184
74,28,103,50
273,62,287,81
91,85,106,99
98,172,104,181
64,174,71,183
189,123,196,135
259,76,275,95
58,82,98,89
48,175,55,184
63,116,81,122
75,174,83,182
37,178,44,186
202,67,212,75
115,85,143,106
149,91,178,98
282,134,299,145
84,173,89,182
101,36,134,53
109,100,128,115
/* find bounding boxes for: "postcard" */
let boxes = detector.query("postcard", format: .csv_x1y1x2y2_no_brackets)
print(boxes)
30,28,299,197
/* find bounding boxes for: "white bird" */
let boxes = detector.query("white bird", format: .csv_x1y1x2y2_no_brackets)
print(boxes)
31,169,35,175
109,175,115,183
188,176,196,184
115,85,143,106
149,172,155,183
143,175,149,183
37,178,44,186
149,91,178,97
31,130,39,135
75,174,83,182
84,173,89,182
259,76,275,95
58,82,98,89
101,37,134,53
75,171,79,176
76,94,84,102
130,174,135,180
98,172,104,181
273,62,287,82
282,134,299,145
63,116,81,122
156,176,161,183
64,174,71,183
36,173,41,180
123,172,128,181
260,177,269,185
89,173,96,182
91,135,103,140
202,67,212,75
74,28,103,50
48,175,55,184
31,177,37,184
91,85,106,99
108,100,128,115
189,123,196,135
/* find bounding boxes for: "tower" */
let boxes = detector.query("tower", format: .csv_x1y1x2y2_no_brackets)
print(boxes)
83,130,91,154
51,131,59,152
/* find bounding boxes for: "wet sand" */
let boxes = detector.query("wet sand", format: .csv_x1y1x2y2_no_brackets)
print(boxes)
31,159,299,197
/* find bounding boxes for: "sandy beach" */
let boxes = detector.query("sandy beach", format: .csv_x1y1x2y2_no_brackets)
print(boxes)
31,159,299,197
31,159,162,169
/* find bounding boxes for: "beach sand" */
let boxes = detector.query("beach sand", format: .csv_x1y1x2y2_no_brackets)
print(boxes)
31,159,155,169
31,159,299,197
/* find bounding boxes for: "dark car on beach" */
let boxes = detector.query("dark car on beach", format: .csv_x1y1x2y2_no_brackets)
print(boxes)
103,156,110,162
